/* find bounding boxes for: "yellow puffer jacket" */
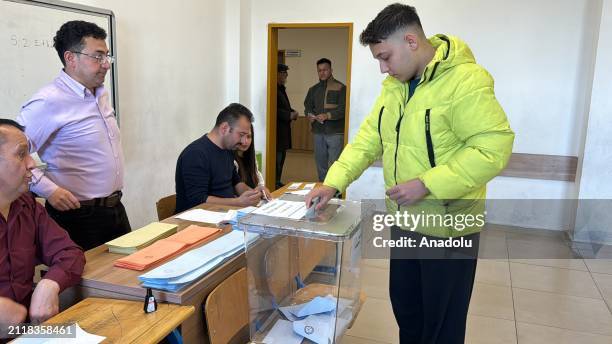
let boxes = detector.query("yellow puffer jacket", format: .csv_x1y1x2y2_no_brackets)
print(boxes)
325,34,515,237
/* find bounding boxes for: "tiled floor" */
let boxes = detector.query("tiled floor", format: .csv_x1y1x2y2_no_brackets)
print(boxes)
342,225,612,344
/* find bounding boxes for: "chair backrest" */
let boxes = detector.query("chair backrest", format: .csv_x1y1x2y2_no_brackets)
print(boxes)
205,267,249,344
156,194,176,220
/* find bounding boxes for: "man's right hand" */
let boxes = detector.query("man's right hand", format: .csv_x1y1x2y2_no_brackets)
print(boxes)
238,189,262,207
290,110,299,121
48,187,80,211
0,297,28,325
305,185,337,211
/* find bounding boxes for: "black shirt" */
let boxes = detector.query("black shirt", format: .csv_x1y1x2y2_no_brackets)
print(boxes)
175,134,240,213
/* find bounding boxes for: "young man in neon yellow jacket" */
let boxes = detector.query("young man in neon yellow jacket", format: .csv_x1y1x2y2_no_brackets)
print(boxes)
306,3,514,343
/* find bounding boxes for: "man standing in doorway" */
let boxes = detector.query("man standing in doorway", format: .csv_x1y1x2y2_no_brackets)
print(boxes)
306,4,514,343
17,21,130,251
304,58,346,182
276,63,298,188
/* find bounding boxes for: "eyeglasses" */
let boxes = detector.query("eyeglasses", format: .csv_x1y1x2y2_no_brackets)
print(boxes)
72,51,115,65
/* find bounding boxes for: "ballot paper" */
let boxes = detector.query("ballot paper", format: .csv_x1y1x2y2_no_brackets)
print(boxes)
293,314,351,344
12,323,105,344
105,222,178,254
287,182,302,190
251,199,307,220
303,183,316,190
174,209,229,224
175,207,257,230
286,189,310,196
262,319,303,344
114,225,221,271
139,231,259,291
293,296,337,318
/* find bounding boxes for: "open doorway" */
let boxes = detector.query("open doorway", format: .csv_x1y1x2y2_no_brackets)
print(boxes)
265,23,353,190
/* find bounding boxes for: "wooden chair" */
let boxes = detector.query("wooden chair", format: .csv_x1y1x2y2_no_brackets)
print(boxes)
204,268,250,344
156,194,176,220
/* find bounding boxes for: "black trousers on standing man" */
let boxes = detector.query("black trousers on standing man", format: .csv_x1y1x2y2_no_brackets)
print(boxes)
389,227,479,344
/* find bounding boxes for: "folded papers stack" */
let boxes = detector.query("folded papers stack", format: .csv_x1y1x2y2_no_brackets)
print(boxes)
265,295,352,344
105,222,179,254
114,225,221,270
138,230,259,292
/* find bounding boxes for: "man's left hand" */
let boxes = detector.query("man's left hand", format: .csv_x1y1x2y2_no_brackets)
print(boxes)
386,178,430,206
29,279,60,324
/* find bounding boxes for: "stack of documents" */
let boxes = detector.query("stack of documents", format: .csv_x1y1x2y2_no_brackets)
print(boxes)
251,199,308,220
264,295,352,344
174,206,256,230
105,222,178,254
114,225,221,270
138,230,259,292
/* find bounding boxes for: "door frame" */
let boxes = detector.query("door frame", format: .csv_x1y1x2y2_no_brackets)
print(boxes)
265,23,353,189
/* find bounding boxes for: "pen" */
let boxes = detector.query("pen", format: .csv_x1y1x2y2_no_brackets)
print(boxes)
259,182,270,202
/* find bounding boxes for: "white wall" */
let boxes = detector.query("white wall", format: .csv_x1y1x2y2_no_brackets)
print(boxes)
573,0,612,244
69,0,228,228
244,0,606,233
23,0,610,237
278,28,349,114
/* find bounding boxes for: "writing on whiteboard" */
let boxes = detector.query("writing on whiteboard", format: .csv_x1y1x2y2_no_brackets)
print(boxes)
9,34,53,49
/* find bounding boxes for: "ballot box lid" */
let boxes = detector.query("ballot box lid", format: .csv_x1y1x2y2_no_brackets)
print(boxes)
238,194,369,241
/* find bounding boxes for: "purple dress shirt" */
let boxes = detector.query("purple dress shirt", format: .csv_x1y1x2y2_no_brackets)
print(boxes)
17,70,124,200
0,193,85,307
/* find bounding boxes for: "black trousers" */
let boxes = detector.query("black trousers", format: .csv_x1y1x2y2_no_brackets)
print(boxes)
46,201,131,251
389,228,479,344
275,150,287,187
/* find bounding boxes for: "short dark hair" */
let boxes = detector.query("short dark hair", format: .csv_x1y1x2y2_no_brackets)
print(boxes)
54,20,107,66
360,3,423,45
0,118,25,132
214,103,254,128
316,58,332,67
0,118,25,147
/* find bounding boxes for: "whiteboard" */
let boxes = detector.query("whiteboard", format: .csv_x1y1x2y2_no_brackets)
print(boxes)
0,0,119,121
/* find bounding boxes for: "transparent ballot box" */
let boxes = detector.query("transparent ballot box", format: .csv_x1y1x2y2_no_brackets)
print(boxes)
239,196,365,344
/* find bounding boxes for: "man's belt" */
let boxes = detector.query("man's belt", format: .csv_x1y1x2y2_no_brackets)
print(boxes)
80,191,122,207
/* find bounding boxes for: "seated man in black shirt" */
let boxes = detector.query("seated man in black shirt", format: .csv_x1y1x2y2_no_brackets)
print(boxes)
175,103,263,213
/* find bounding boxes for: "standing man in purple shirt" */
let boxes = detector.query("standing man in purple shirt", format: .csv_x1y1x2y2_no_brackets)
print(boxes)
0,119,85,328
17,21,130,250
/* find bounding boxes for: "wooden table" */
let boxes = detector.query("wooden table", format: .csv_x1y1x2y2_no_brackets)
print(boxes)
46,297,194,344
65,184,306,344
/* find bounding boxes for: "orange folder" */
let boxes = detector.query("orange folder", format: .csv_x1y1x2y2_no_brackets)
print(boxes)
115,225,222,271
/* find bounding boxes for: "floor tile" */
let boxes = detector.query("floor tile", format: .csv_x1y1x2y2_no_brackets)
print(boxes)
585,259,612,275
592,272,612,309
507,237,581,261
468,283,515,320
516,322,612,344
340,334,393,344
475,259,511,287
345,297,399,343
510,258,588,271
361,264,389,300
513,288,612,336
362,258,390,270
479,234,509,260
466,315,517,344
509,262,601,298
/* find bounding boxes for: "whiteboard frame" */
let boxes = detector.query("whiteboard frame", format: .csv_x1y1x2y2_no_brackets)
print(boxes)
4,0,121,123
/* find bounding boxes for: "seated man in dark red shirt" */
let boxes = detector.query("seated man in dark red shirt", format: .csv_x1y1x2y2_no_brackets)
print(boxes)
0,119,85,326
